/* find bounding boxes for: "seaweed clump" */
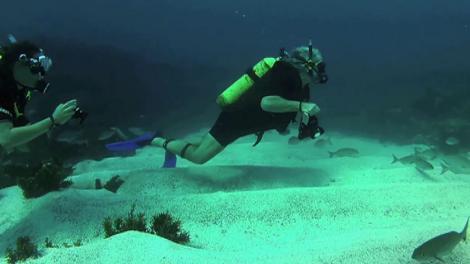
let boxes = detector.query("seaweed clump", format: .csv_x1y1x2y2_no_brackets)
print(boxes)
103,204,147,237
16,159,73,199
103,205,190,244
151,212,190,244
5,236,40,264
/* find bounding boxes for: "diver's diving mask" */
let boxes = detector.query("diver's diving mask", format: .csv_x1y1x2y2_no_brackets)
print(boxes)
17,51,52,94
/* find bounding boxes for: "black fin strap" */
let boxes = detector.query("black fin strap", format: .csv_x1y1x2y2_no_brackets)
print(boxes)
180,143,193,158
163,138,175,150
252,132,264,147
246,68,260,82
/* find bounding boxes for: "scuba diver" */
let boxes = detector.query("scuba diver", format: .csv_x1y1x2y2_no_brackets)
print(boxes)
0,35,82,152
152,41,328,164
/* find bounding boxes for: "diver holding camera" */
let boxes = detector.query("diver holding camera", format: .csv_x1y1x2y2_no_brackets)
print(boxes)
0,35,87,152
152,41,327,164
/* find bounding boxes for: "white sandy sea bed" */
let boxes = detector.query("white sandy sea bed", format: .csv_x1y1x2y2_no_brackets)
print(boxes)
1,130,469,264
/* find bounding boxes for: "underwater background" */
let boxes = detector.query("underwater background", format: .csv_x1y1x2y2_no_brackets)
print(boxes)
1,0,470,263
1,0,469,137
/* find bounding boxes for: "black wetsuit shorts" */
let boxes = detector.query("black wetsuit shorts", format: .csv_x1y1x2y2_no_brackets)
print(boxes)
209,109,294,147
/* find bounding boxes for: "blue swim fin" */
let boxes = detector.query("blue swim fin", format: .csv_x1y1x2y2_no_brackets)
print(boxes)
105,132,156,152
105,131,177,168
162,151,177,168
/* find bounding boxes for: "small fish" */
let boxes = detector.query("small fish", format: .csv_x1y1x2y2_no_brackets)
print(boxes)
314,138,332,148
98,130,116,141
414,157,434,171
128,127,147,136
55,130,82,144
110,127,128,140
440,154,470,175
412,217,468,262
392,154,418,165
415,147,438,160
445,137,460,146
328,148,359,158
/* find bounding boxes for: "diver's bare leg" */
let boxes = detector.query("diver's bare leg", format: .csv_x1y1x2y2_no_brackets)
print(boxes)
152,133,224,164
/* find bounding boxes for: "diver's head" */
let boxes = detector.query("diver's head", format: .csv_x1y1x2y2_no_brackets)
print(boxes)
286,41,328,85
1,40,52,94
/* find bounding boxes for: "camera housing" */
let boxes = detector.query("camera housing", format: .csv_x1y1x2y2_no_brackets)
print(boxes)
72,108,88,124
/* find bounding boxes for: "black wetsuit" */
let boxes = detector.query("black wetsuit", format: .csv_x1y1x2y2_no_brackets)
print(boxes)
0,75,30,127
209,60,308,147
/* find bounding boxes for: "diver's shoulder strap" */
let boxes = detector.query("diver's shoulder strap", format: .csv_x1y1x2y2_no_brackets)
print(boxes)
246,68,261,82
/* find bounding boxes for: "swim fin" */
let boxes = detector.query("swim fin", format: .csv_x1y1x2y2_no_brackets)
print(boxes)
105,131,177,168
162,151,177,168
105,132,156,152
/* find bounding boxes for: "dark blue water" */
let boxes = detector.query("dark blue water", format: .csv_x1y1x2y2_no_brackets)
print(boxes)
1,0,470,134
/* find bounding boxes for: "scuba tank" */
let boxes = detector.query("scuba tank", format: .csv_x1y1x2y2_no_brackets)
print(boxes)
216,57,279,108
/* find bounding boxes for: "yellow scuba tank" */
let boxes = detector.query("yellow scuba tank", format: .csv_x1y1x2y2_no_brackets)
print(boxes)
216,57,279,107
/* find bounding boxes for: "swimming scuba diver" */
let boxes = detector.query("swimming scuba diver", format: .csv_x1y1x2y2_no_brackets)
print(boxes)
0,35,84,152
151,41,328,164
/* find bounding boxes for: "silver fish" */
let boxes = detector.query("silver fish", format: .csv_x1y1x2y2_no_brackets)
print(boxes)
110,127,128,140
314,138,332,148
412,217,468,262
445,137,460,146
415,147,438,160
441,154,470,175
56,130,82,144
392,154,418,165
328,148,359,158
98,130,116,141
415,157,434,171
128,127,147,136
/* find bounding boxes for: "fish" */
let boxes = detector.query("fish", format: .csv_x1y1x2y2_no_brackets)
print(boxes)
128,127,147,136
314,137,332,148
98,129,116,141
109,127,129,140
440,154,470,175
55,130,85,144
412,217,468,262
328,148,359,158
414,157,434,171
415,147,438,160
445,137,460,146
392,154,419,165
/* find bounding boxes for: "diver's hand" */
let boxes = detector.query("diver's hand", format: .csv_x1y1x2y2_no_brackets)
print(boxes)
52,99,78,125
301,102,320,116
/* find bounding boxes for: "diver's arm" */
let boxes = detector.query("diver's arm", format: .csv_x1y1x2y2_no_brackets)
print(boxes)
260,96,300,113
0,99,77,149
261,95,320,114
0,118,53,149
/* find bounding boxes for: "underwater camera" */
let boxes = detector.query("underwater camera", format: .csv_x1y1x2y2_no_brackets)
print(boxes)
298,115,324,140
72,107,88,124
